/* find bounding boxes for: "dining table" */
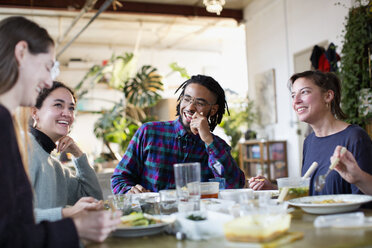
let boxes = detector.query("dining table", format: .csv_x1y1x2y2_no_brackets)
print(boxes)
85,208,372,248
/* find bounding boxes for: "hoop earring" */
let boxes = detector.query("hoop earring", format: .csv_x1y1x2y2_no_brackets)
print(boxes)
33,119,37,128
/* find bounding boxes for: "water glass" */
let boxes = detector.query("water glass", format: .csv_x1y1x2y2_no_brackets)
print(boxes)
139,195,160,215
173,162,201,212
107,194,133,215
159,189,178,215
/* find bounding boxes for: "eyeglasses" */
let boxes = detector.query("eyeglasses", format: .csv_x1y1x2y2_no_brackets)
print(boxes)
51,61,60,80
181,95,214,109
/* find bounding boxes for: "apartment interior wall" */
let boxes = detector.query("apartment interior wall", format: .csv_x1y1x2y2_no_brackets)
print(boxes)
243,0,352,177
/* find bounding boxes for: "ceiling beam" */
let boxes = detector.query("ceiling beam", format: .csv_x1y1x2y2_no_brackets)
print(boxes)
0,0,244,23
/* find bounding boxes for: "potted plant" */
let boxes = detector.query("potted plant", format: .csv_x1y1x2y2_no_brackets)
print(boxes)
76,52,164,160
339,0,372,129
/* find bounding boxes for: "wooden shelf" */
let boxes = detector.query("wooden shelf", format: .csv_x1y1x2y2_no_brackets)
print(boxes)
239,140,288,182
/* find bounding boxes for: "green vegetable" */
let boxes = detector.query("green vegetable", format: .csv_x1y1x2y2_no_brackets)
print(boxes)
120,212,157,226
186,214,207,221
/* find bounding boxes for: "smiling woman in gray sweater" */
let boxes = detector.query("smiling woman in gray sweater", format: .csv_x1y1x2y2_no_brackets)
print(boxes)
29,81,103,223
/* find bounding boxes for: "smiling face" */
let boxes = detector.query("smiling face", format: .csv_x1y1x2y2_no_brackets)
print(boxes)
16,42,55,107
33,87,76,142
179,83,218,132
291,77,332,124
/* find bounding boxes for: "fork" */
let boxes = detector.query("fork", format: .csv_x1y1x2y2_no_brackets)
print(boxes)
314,147,347,192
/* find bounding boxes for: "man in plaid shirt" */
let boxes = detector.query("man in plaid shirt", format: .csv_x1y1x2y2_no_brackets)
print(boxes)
111,75,245,194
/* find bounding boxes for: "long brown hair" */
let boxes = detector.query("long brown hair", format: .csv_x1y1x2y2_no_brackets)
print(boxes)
0,16,54,173
0,16,54,95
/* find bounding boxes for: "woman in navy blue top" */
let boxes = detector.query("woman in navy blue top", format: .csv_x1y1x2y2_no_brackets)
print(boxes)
249,71,372,197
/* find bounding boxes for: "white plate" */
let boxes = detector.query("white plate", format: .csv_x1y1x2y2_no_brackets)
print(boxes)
112,222,169,238
288,194,372,214
130,192,159,200
253,190,279,198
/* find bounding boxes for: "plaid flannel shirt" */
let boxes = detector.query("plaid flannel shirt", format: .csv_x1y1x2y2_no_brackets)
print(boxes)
111,118,245,193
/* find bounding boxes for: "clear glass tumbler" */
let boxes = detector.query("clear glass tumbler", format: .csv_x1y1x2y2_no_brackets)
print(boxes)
173,162,201,212
159,189,178,215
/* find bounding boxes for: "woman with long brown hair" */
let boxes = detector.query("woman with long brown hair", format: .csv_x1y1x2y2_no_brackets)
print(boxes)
0,16,121,247
29,81,103,223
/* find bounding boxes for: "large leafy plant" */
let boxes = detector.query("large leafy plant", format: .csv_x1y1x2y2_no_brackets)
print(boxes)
339,0,372,127
76,53,163,158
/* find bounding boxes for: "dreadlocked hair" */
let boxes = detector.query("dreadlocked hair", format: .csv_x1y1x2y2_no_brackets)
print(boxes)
175,74,229,132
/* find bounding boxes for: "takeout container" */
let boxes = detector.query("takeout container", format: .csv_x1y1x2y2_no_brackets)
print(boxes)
223,199,291,243
175,211,233,240
200,182,220,199
224,213,291,242
277,177,310,201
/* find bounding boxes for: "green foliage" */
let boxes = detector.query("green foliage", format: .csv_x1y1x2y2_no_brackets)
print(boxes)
339,1,372,127
220,97,257,163
93,101,139,154
168,62,190,79
75,53,134,99
76,53,163,156
123,65,163,108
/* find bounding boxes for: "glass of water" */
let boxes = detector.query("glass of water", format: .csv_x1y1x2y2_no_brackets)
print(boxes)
173,162,201,212
159,189,178,215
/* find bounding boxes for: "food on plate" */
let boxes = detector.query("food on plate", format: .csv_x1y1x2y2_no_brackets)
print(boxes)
255,179,265,182
224,214,291,242
312,199,349,204
120,212,161,227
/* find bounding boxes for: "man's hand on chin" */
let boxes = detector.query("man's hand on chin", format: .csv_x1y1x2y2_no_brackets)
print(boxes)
190,112,213,145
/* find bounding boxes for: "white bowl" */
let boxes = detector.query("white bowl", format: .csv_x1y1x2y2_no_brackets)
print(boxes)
219,188,253,202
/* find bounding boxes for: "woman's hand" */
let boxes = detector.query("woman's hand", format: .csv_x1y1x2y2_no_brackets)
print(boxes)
62,197,103,218
56,135,83,157
331,145,362,184
72,209,122,242
248,175,277,190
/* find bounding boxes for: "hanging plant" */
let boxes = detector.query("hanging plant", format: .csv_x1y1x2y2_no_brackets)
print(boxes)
339,0,372,127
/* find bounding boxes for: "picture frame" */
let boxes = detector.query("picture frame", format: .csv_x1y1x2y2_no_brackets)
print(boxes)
254,69,278,126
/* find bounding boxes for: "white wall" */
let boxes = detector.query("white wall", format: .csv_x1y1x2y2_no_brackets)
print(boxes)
59,29,248,156
244,0,352,177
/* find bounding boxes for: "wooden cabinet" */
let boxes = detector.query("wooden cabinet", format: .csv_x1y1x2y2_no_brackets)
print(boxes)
239,140,288,182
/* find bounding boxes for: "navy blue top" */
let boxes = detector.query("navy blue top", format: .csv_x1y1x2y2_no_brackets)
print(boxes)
301,125,372,196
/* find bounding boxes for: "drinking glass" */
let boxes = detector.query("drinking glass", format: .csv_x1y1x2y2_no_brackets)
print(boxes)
173,162,201,212
159,189,178,215
139,195,160,215
200,182,219,199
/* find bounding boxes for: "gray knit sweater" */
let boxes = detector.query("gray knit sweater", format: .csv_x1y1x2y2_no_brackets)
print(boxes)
28,133,103,223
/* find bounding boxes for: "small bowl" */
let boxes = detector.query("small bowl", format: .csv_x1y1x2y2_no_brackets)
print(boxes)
219,188,253,203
